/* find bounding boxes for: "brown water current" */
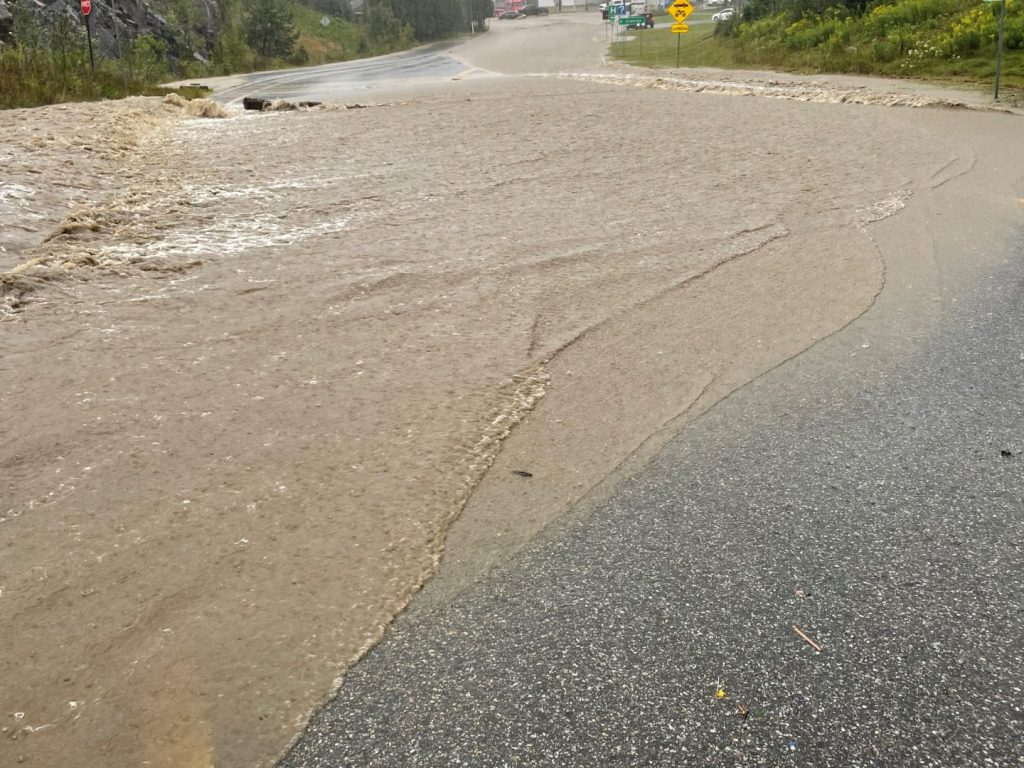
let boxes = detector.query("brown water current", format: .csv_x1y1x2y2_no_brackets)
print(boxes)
1,59,1022,768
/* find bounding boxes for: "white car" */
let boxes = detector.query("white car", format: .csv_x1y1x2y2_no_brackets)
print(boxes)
712,7,734,21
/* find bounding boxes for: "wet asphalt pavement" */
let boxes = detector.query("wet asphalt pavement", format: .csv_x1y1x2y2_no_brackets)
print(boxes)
280,236,1024,766
211,45,472,106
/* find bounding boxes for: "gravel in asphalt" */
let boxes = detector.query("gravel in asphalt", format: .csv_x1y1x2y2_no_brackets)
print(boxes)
281,236,1024,766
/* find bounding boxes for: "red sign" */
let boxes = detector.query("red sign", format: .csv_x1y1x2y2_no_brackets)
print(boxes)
81,0,91,15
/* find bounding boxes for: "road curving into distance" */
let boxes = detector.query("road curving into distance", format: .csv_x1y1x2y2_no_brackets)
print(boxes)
278,11,1024,768
3,10,1022,768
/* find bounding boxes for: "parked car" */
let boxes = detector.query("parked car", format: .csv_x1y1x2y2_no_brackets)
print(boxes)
499,9,525,18
712,7,734,21
520,4,550,14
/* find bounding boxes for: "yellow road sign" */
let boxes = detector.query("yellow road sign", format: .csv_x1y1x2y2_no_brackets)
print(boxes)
672,22,689,32
666,0,694,22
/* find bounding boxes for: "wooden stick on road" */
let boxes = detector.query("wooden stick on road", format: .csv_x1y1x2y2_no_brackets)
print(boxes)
793,625,822,652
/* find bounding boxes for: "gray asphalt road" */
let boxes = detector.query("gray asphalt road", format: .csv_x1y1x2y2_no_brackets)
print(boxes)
279,227,1024,763
211,44,476,106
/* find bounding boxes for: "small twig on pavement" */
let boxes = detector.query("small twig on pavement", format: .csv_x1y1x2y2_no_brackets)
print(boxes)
793,624,822,652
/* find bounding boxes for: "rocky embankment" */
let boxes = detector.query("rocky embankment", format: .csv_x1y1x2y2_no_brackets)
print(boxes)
0,0,220,63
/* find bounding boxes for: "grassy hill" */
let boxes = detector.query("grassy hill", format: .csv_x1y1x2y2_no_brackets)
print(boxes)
614,0,1024,97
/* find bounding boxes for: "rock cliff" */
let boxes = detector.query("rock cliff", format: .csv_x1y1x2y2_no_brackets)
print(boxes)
0,1,13,42
1,0,221,62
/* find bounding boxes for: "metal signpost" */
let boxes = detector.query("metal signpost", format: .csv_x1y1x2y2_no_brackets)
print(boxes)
607,4,625,43
995,0,1007,100
81,0,95,72
666,0,694,67
982,0,1007,100
618,15,645,56
614,3,626,46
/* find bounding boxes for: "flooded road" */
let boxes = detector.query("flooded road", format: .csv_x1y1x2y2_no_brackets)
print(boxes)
209,44,480,106
3,13,1022,768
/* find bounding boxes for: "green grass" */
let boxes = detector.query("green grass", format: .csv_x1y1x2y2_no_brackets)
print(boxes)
611,1,1024,98
0,46,213,110
291,4,370,65
612,11,745,67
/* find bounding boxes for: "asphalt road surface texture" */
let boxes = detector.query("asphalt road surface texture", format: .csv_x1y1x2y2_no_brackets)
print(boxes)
280,241,1024,763
209,44,477,106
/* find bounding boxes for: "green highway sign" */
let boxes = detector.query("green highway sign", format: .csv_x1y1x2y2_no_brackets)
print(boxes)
618,15,645,24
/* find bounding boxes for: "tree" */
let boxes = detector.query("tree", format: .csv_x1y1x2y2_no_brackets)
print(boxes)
311,0,354,19
243,0,299,59
469,0,494,30
9,2,44,49
129,34,172,82
383,0,466,40
212,26,252,73
168,0,203,57
367,2,402,43
0,1,14,46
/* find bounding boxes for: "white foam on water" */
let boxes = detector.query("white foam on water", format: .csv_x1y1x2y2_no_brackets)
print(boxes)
859,191,911,225
0,184,37,203
558,72,989,111
180,177,354,206
96,214,354,262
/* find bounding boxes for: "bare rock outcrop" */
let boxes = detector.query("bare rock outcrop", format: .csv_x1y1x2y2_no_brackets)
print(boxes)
6,0,221,64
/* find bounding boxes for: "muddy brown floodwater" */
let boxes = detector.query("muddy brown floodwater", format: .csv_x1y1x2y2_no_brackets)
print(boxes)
2,15,1023,768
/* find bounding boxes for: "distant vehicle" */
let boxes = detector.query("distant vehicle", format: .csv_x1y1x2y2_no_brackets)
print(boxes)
626,12,655,28
712,7,734,21
499,9,525,18
520,4,550,14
